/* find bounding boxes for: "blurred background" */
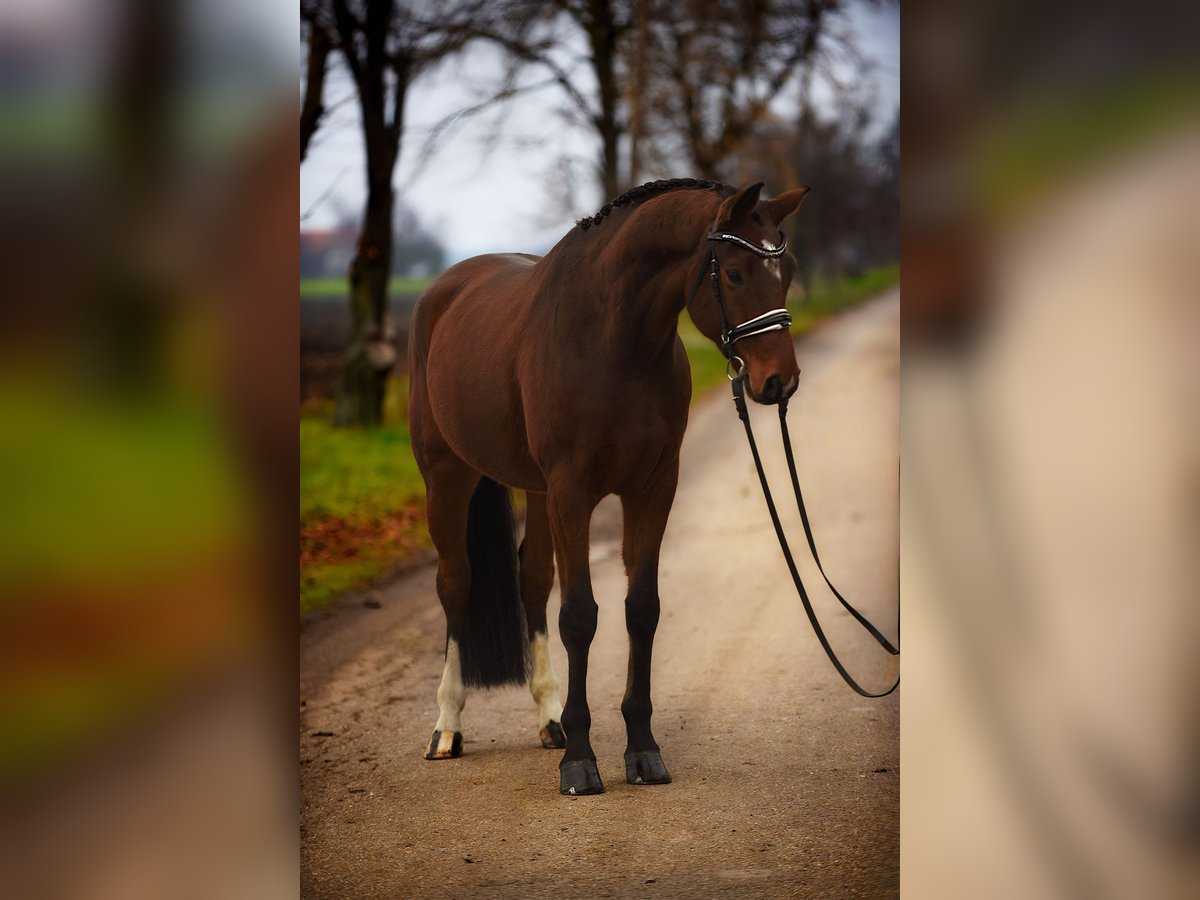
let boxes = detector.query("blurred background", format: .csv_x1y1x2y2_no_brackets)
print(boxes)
298,0,900,612
902,1,1200,896
0,0,298,897
0,0,1195,897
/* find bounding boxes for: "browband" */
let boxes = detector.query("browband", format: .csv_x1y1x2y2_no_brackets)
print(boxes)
706,231,788,258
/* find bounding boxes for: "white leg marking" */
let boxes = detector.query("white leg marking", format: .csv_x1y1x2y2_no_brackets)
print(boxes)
528,632,563,726
434,639,466,733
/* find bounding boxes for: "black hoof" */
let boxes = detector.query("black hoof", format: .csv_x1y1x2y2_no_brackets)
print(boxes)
540,721,567,749
560,758,605,795
625,749,671,785
424,730,462,760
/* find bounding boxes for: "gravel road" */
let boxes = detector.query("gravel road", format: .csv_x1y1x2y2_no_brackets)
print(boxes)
300,290,900,898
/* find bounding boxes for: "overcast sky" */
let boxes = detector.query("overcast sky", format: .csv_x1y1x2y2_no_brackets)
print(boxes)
299,2,898,263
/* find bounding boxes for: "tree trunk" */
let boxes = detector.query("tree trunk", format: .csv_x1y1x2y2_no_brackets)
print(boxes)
329,0,404,428
586,0,622,199
626,0,647,187
332,180,396,427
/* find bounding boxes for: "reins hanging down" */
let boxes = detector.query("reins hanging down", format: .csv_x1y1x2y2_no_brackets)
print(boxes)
729,378,899,698
699,230,900,698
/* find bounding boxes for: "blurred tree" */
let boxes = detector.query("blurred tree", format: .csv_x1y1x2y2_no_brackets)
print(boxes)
300,2,332,162
745,97,899,285
304,0,486,427
437,1,633,200
562,0,630,199
464,1,867,207
641,0,843,182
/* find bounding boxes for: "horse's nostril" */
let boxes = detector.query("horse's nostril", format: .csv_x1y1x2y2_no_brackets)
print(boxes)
763,374,783,403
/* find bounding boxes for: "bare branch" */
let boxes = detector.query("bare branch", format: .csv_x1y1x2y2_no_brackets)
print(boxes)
330,0,365,88
406,71,566,182
301,166,352,223
436,22,598,120
301,18,334,162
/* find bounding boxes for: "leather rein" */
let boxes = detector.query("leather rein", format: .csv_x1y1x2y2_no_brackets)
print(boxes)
688,229,900,699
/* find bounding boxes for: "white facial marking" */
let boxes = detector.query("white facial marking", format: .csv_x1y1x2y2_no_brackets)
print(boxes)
528,632,564,726
763,257,783,283
434,639,466,732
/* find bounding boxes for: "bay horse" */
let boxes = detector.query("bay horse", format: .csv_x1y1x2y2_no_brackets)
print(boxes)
408,178,810,794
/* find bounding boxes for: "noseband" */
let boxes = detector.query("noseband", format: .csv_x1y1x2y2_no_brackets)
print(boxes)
690,231,793,372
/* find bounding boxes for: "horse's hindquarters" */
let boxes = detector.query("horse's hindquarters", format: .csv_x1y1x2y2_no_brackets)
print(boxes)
413,255,546,490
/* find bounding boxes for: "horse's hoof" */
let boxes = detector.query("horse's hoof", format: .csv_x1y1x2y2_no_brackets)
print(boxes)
559,758,605,795
540,721,567,749
424,730,462,760
625,749,671,785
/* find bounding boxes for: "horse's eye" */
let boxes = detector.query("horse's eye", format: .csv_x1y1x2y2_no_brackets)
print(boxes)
727,269,744,285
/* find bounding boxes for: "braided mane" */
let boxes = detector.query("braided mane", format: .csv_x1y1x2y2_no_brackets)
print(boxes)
576,177,732,231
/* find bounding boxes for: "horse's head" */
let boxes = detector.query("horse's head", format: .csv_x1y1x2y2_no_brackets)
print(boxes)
688,182,810,405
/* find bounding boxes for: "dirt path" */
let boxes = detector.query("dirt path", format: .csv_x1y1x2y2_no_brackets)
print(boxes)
300,290,900,898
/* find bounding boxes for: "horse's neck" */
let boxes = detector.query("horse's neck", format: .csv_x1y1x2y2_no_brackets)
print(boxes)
591,193,717,362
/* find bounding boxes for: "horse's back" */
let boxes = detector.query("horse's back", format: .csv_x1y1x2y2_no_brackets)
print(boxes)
409,253,539,370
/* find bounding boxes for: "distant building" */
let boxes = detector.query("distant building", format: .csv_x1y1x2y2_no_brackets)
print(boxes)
300,226,357,279
300,218,446,280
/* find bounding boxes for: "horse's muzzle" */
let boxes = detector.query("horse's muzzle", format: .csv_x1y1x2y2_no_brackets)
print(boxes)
754,373,799,405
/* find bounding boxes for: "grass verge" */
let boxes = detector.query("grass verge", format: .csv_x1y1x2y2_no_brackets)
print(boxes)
300,382,429,612
300,276,433,300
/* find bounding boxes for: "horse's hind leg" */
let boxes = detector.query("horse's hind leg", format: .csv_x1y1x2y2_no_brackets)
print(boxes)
619,458,679,785
421,456,480,760
520,491,565,749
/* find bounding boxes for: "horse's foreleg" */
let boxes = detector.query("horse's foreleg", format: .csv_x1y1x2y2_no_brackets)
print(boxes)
619,459,679,785
520,492,566,749
546,479,603,795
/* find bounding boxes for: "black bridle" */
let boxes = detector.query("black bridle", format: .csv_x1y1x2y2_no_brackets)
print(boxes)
698,230,793,371
691,228,900,698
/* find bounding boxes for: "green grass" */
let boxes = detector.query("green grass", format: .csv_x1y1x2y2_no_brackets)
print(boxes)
300,382,429,612
300,276,434,299
299,263,898,611
977,76,1200,220
794,263,900,326
300,403,423,524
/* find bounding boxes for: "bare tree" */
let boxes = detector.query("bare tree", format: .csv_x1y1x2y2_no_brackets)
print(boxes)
308,0,484,426
571,0,630,198
470,1,855,203
641,0,847,181
744,95,899,284
438,1,633,200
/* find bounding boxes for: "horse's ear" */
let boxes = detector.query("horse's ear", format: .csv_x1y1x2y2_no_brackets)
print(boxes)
714,182,765,230
765,186,811,224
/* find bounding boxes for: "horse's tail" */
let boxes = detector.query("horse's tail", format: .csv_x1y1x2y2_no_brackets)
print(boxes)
461,477,530,688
